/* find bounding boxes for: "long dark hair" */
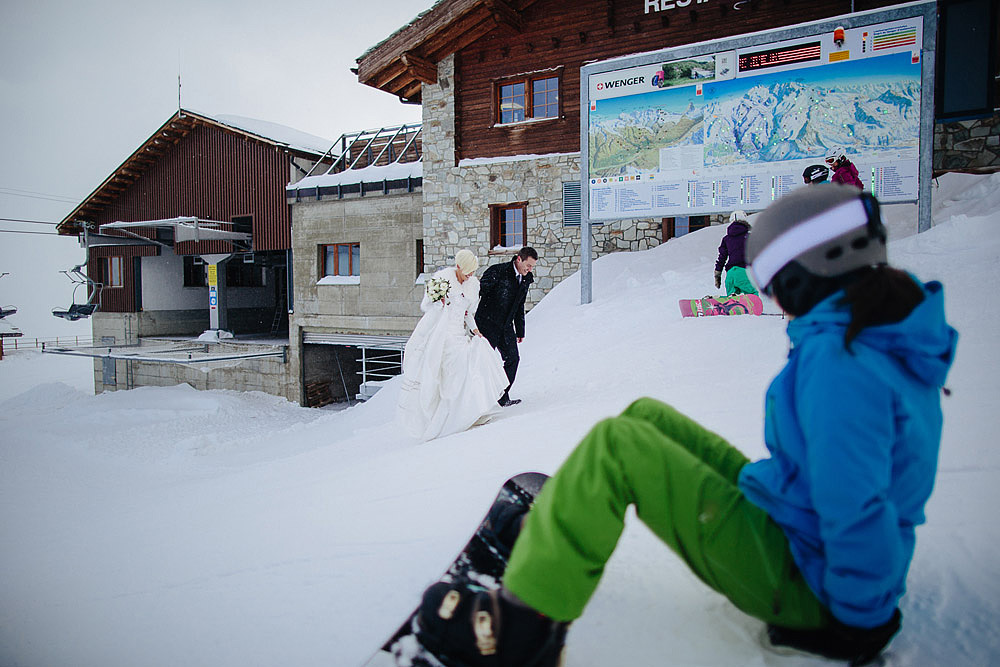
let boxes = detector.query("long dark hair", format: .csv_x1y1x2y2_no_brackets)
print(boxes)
839,266,924,349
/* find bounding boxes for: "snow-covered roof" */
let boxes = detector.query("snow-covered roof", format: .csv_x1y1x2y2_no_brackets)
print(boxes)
287,123,422,192
0,318,21,336
289,161,423,191
188,110,334,156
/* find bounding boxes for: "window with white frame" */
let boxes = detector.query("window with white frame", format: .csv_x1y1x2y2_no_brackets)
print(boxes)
496,74,560,124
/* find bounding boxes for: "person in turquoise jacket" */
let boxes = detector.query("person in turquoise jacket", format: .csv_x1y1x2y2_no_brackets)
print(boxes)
413,185,958,667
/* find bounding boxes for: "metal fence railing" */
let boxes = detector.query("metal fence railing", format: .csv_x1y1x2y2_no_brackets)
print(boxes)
6,335,95,352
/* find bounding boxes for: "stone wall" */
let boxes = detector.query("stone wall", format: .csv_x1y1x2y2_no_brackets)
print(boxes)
422,55,664,310
934,112,1000,171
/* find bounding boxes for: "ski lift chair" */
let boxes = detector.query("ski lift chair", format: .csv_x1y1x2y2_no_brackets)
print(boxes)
52,264,103,321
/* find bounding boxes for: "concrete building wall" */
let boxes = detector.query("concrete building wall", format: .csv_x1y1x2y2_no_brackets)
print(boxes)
140,254,275,315
141,254,205,310
287,187,423,406
290,191,424,334
421,55,664,310
92,312,141,346
89,313,295,399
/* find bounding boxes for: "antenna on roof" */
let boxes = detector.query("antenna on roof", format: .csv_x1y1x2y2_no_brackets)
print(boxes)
177,48,182,112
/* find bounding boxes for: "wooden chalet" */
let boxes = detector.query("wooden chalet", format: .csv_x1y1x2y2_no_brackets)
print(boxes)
50,109,333,398
358,0,914,162
354,0,930,308
56,109,331,325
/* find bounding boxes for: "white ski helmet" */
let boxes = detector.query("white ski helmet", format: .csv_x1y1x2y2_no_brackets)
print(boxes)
747,184,887,315
729,210,749,225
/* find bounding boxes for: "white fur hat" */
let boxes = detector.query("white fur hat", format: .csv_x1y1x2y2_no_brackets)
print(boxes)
455,249,479,274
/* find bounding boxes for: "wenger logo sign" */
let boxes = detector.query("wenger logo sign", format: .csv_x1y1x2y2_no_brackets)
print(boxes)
595,76,645,90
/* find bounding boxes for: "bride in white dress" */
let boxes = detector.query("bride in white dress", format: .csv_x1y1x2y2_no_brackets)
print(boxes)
398,249,509,441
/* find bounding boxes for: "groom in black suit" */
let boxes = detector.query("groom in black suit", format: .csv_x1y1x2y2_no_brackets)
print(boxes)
475,246,538,407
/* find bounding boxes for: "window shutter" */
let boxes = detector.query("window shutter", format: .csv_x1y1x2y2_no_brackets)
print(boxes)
562,181,581,226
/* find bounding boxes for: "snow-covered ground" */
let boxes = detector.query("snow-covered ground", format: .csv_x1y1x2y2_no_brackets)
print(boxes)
1,174,998,666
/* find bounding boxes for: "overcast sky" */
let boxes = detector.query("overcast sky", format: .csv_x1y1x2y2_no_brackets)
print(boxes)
0,0,429,337
0,0,427,229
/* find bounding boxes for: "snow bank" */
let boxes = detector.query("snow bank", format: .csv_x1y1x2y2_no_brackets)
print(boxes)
0,173,998,666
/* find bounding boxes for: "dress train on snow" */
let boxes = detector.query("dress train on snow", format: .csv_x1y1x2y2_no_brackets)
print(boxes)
398,268,509,441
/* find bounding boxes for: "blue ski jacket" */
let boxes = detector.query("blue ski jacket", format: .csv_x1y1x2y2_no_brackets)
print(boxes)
738,280,957,629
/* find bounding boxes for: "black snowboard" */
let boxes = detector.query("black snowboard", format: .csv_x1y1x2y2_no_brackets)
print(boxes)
362,472,550,667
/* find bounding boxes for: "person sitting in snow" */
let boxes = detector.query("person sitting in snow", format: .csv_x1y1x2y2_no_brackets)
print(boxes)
411,185,958,667
714,210,758,296
826,147,864,189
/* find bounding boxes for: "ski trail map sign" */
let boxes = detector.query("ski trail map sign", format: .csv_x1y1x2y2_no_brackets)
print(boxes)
582,6,935,222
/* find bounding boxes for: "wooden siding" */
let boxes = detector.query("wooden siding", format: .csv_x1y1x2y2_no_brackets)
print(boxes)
454,0,906,161
90,122,293,252
356,0,542,101
89,245,159,313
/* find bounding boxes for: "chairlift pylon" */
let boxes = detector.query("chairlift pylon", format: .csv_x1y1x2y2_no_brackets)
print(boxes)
52,263,103,321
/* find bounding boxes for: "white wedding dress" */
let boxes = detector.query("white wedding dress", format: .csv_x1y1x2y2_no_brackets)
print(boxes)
397,267,509,441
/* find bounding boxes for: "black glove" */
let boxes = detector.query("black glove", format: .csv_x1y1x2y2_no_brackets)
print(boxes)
767,608,901,666
714,270,722,289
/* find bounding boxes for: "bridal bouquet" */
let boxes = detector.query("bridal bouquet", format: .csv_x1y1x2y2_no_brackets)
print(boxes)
426,276,451,304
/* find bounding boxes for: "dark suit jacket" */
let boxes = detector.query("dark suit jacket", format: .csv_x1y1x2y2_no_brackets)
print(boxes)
475,258,533,341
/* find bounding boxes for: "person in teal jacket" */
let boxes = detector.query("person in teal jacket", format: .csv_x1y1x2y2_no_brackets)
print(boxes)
413,185,958,667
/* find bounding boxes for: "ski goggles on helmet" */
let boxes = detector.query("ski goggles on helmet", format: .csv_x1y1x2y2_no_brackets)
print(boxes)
749,193,882,294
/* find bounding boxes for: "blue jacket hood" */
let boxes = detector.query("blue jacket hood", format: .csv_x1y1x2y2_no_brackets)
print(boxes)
787,280,957,389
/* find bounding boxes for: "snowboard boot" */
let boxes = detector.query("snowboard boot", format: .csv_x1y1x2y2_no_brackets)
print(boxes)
766,608,901,666
416,579,568,667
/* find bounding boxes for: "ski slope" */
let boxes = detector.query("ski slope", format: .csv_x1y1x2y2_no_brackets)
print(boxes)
1,174,998,666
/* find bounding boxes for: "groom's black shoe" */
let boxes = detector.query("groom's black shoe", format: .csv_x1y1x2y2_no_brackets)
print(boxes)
499,397,522,407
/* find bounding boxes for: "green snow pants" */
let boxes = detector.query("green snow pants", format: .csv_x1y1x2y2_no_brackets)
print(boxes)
503,397,828,627
725,266,759,296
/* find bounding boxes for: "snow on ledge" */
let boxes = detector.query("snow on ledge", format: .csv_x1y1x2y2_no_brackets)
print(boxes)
317,276,361,286
458,151,580,168
289,162,423,191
